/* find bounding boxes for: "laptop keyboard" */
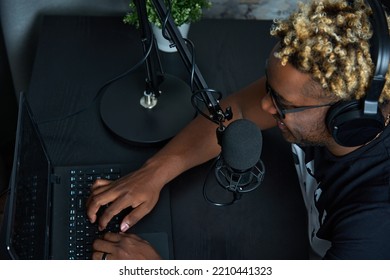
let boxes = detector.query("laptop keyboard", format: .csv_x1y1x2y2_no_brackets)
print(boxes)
68,167,128,260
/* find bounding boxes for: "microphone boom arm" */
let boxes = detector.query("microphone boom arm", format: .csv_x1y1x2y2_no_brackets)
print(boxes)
134,0,165,101
141,0,233,125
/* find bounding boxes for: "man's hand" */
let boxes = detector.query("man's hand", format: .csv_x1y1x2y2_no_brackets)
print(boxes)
92,232,162,260
86,166,162,232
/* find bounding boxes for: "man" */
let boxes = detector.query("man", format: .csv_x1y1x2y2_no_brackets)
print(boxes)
87,0,390,259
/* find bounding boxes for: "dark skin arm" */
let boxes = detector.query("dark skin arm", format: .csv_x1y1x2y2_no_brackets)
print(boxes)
86,77,276,232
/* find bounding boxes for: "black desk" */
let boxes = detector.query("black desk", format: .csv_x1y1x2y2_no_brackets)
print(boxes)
26,16,308,259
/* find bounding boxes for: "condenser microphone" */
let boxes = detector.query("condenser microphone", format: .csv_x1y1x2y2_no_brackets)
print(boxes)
215,119,265,194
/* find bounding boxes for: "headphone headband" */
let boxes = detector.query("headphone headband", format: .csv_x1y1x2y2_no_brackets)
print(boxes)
364,0,390,114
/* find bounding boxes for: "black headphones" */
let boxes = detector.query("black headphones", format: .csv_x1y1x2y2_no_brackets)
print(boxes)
326,0,390,147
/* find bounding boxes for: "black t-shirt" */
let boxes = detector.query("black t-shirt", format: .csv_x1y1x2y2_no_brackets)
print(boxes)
292,125,390,259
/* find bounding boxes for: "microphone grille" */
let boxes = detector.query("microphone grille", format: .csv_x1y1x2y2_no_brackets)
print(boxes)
221,119,262,171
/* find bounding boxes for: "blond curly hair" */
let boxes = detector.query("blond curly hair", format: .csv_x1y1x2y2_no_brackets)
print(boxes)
270,0,390,103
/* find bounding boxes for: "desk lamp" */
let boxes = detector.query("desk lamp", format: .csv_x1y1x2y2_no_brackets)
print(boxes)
100,0,232,145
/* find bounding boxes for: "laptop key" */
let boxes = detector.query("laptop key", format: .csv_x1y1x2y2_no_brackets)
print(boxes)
67,167,125,259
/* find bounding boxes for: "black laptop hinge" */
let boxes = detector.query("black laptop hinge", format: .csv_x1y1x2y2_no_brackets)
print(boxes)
50,174,61,185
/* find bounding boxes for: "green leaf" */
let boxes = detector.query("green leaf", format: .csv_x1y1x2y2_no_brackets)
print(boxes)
123,0,212,28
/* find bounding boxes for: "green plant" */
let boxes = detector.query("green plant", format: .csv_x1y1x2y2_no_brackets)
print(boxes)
123,0,212,28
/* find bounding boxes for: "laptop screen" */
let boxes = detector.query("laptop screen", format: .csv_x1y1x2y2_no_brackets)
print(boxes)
6,94,51,259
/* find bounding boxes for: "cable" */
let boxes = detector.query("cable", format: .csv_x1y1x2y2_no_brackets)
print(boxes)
183,38,196,91
202,156,242,207
161,0,172,42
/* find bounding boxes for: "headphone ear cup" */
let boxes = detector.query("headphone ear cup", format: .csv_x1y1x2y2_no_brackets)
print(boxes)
326,101,384,147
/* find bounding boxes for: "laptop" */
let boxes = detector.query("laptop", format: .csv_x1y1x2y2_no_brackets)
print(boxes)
4,92,174,260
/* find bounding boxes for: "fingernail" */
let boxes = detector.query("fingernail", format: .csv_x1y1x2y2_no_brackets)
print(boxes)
120,223,130,232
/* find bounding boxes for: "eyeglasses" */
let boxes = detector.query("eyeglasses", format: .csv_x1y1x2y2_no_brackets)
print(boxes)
265,80,336,119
